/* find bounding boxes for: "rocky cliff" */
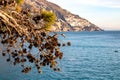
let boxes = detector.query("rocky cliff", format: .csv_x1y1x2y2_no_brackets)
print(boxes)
24,0,103,32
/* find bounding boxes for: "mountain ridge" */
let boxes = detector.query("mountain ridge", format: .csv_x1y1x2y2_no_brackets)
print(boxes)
24,0,103,32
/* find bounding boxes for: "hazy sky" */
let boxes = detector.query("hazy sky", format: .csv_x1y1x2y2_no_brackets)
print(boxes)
47,0,120,30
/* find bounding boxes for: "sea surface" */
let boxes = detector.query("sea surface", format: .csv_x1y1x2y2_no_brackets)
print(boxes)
0,31,120,80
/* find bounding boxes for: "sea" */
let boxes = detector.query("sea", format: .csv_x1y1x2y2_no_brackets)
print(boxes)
0,31,120,80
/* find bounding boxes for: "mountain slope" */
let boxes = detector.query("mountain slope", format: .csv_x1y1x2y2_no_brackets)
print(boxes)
24,0,103,31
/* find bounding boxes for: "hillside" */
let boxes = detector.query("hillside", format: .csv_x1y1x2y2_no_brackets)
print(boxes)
24,0,103,32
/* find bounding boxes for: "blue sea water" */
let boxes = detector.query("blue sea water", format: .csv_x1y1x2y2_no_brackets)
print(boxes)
0,31,120,80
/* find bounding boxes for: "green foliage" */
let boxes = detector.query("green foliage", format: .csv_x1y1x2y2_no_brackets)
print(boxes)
41,10,56,30
15,0,24,12
16,0,24,5
0,0,23,12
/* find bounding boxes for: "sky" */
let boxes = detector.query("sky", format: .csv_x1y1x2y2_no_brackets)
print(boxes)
47,0,120,30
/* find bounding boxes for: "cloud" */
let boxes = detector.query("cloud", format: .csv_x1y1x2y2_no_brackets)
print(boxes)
48,0,120,8
98,0,120,8
77,0,120,8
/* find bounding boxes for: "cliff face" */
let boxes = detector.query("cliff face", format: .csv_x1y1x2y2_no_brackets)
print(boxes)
24,0,103,31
